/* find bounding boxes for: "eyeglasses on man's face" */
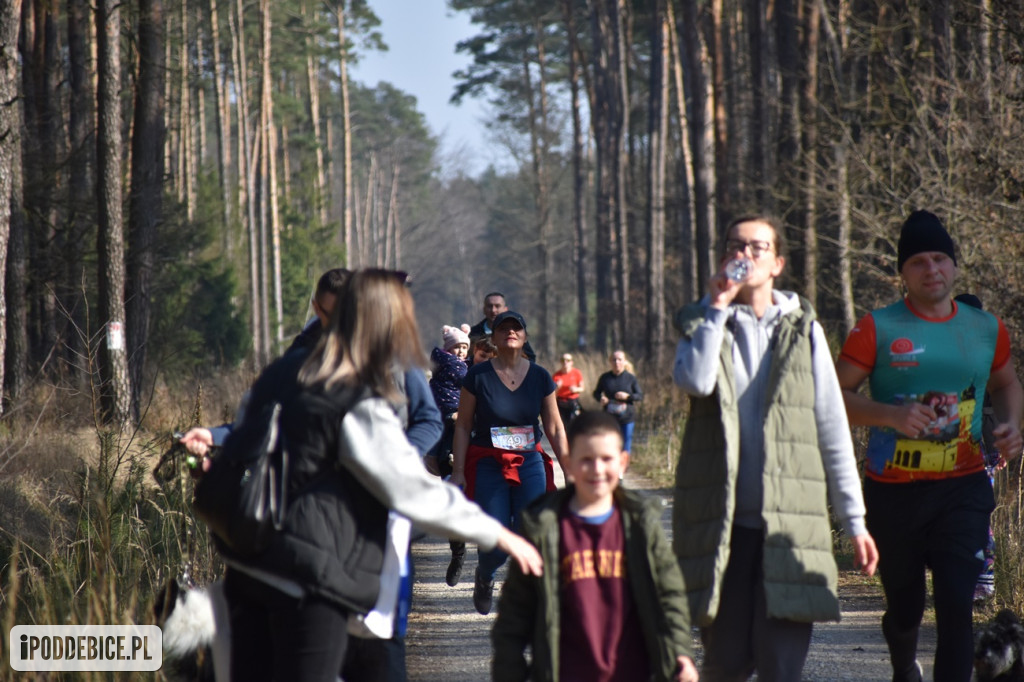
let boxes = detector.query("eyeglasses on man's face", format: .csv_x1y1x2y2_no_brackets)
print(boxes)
724,239,774,258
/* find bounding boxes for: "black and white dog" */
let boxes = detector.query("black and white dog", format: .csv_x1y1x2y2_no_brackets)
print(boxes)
153,579,230,682
975,609,1024,682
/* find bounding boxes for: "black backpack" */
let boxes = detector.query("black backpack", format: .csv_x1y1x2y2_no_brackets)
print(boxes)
193,397,290,558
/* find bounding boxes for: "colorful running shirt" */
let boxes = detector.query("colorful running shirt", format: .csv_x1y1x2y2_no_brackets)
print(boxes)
558,504,649,682
839,299,1011,483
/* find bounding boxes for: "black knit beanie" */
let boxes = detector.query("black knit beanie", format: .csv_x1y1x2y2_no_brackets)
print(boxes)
897,210,957,271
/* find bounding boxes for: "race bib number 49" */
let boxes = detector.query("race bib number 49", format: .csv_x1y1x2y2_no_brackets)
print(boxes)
490,426,536,452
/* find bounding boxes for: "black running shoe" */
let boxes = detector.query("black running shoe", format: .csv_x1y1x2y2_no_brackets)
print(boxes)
446,551,465,587
472,567,494,615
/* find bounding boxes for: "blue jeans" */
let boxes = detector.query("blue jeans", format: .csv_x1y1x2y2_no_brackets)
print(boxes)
473,451,546,580
621,421,635,453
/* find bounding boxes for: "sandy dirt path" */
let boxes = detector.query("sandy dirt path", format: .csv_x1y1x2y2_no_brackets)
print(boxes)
406,471,938,681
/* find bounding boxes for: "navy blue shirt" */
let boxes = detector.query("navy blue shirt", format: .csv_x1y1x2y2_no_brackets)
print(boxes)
462,361,555,449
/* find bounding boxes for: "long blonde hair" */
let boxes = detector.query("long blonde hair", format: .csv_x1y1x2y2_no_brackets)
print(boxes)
299,268,426,401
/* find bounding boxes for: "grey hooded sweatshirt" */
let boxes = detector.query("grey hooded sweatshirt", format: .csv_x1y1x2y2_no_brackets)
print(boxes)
672,289,866,538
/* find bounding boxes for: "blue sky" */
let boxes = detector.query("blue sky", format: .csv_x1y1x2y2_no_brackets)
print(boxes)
349,1,504,176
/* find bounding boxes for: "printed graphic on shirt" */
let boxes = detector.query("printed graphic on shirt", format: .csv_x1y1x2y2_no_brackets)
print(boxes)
887,336,924,368
868,383,981,480
560,549,625,584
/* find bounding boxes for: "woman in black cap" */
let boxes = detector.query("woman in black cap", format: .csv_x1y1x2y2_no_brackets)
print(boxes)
450,310,570,615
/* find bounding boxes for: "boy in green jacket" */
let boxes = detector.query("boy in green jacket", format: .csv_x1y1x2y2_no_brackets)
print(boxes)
491,411,698,682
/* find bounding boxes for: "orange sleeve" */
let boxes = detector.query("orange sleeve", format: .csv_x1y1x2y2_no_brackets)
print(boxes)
993,317,1012,371
838,313,877,371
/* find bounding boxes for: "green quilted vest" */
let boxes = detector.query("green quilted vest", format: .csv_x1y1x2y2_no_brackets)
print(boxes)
671,297,840,625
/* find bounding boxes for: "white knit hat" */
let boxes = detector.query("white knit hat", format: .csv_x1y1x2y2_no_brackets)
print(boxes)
442,324,471,351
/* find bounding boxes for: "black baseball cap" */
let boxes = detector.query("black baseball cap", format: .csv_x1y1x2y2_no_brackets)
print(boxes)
492,311,527,332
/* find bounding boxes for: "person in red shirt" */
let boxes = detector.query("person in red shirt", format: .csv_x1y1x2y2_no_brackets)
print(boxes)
552,353,585,428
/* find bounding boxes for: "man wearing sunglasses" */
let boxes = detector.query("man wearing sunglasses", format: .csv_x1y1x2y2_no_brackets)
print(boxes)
671,214,878,681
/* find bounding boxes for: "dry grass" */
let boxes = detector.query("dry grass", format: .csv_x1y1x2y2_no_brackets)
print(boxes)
0,369,245,679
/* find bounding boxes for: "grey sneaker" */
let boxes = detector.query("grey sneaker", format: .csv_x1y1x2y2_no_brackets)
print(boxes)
472,567,494,615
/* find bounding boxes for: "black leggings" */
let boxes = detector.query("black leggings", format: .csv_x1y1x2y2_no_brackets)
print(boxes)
225,569,351,682
865,473,994,682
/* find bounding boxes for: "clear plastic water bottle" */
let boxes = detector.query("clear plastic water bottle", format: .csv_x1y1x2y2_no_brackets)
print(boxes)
724,257,752,282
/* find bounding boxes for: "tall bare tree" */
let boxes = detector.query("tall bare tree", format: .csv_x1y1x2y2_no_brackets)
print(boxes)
589,0,626,352
260,0,284,347
677,0,717,287
800,0,821,305
303,0,328,227
334,0,353,262
207,0,233,250
562,0,589,349
127,0,165,420
96,0,132,426
646,0,669,365
666,0,697,303
0,0,22,413
65,0,92,383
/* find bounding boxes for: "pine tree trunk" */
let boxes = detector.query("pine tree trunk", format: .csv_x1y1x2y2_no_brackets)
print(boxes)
128,0,165,421
747,0,767,203
179,0,195,221
304,0,328,227
709,0,729,214
614,0,629,350
359,152,377,267
0,0,22,413
258,127,271,363
775,0,801,273
589,0,624,353
336,0,353,264
261,0,284,348
280,117,292,205
96,0,132,427
524,19,555,360
385,161,399,269
5,50,27,401
646,0,668,365
196,5,207,169
666,0,696,303
374,157,385,264
24,0,60,369
801,0,820,306
66,0,92,385
163,10,173,181
562,0,588,350
207,0,233,249
229,0,262,367
392,167,402,268
678,0,717,287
